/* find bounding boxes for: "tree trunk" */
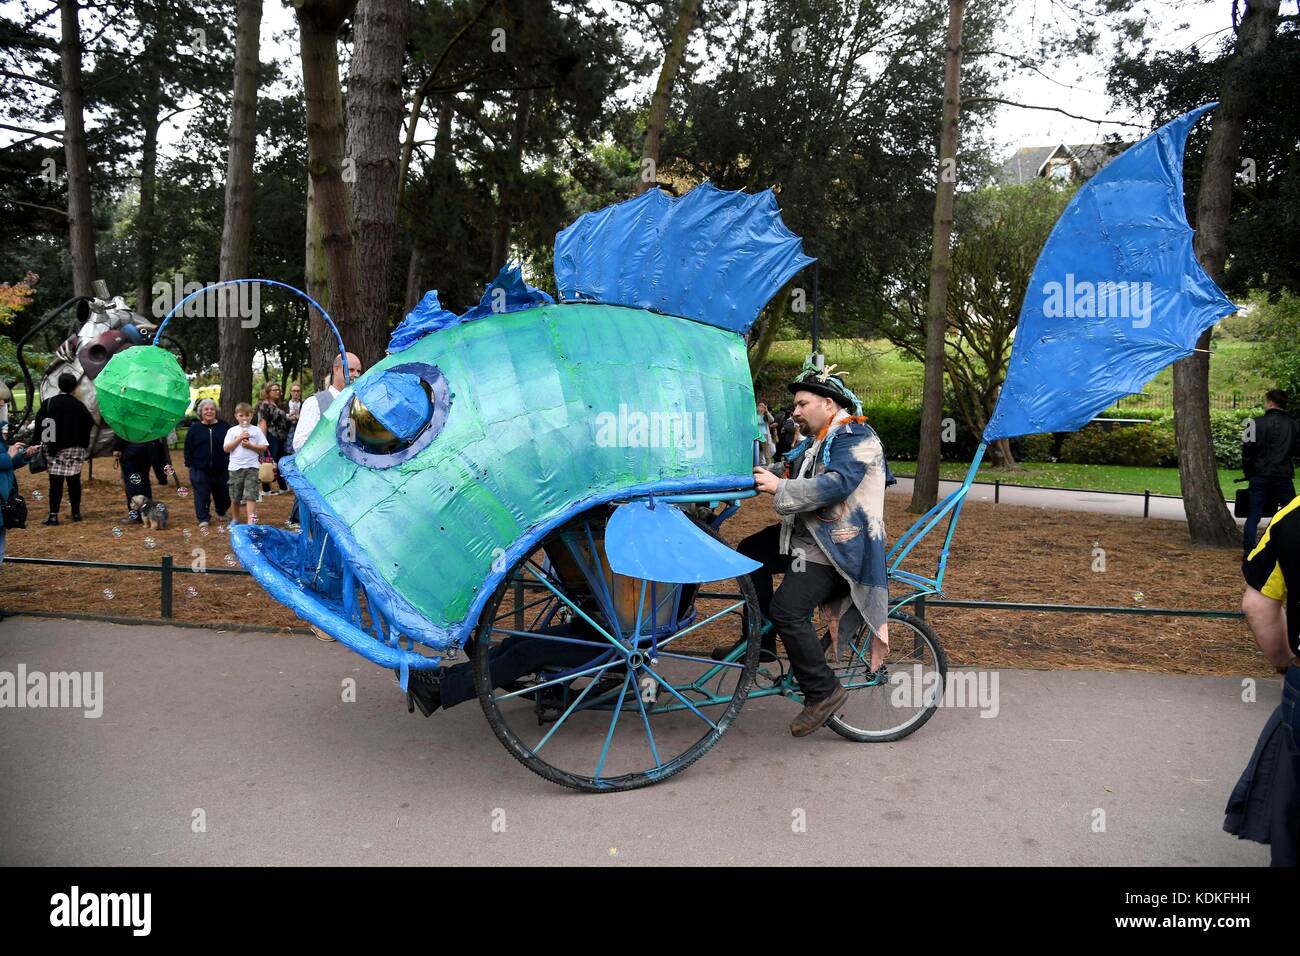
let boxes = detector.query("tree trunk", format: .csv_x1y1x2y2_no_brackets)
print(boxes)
217,0,262,422
135,55,161,315
909,0,964,514
403,247,422,315
58,0,98,297
305,176,333,393
1175,0,1280,547
346,0,410,369
637,0,700,195
490,88,532,275
298,0,362,369
748,284,791,378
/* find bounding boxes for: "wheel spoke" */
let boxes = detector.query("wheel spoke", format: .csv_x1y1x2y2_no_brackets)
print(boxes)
533,660,619,754
493,658,614,703
631,672,663,770
655,649,744,670
640,662,719,731
488,627,613,651
594,670,633,780
524,561,627,657
654,599,746,651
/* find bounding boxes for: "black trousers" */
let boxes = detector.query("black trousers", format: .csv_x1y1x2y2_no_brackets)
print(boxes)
189,466,231,523
120,458,153,512
1244,476,1297,555
47,474,81,516
738,523,843,702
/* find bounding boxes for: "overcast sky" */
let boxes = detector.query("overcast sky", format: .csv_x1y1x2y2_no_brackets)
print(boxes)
0,0,1249,162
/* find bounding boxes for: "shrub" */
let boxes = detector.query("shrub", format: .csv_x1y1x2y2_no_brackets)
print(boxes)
1059,423,1178,467
1017,433,1056,461
860,403,922,459
1210,407,1262,469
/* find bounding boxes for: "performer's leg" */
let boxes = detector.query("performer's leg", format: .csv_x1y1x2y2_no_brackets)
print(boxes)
769,563,842,703
438,633,602,710
737,522,789,618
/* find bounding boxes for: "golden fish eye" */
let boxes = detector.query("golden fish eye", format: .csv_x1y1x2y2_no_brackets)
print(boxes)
348,379,434,454
350,396,403,453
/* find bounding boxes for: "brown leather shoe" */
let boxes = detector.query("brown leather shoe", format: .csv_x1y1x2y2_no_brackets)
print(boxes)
789,684,848,737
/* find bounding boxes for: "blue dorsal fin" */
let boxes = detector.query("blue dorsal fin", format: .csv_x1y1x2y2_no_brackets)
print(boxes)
553,183,814,333
388,263,554,353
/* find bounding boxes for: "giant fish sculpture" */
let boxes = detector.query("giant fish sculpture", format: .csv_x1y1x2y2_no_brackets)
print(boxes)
229,184,813,686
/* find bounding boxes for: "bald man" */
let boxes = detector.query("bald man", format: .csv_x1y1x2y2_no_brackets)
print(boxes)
292,352,363,453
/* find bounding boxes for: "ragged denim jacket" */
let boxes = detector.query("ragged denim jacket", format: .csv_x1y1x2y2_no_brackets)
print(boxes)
773,413,891,638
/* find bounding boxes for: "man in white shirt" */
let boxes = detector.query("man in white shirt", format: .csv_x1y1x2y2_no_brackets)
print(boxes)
292,351,363,454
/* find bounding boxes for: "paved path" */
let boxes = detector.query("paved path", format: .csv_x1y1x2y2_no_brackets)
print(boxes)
0,617,1273,866
889,475,1247,525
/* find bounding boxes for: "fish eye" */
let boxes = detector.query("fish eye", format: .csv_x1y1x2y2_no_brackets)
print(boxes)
337,363,451,468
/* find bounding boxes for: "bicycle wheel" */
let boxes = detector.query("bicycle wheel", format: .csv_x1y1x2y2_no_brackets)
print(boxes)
826,608,947,743
474,507,761,792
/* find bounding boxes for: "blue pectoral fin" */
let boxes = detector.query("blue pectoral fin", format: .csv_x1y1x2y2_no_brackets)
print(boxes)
605,500,762,584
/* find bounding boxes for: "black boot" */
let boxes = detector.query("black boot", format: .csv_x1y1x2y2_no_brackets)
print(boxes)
43,514,58,526
406,671,442,716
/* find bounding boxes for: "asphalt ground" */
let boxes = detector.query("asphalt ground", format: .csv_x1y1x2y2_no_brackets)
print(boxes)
0,616,1273,866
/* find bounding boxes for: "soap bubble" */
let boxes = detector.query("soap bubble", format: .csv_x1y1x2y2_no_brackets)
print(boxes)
31,490,42,501
177,487,189,498
164,464,175,476
129,473,141,485
144,537,157,550
224,554,237,567
112,526,123,538
1133,590,1146,604
102,588,114,600
200,526,210,536
186,586,199,598
128,510,138,521
218,523,227,533
182,528,192,540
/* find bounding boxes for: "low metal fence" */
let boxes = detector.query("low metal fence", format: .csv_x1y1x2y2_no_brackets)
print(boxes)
0,555,1245,625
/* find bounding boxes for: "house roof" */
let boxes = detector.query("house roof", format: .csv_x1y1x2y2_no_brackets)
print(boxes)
994,140,1131,185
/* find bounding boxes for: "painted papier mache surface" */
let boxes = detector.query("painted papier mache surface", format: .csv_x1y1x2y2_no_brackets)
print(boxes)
230,184,813,683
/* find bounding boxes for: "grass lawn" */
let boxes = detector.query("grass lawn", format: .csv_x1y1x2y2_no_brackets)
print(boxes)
890,459,1242,499
763,330,1269,409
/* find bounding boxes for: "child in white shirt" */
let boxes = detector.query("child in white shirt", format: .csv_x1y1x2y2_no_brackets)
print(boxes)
223,402,269,524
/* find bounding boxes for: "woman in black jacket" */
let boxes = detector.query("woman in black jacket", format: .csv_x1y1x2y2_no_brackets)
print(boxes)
183,399,232,527
34,372,95,524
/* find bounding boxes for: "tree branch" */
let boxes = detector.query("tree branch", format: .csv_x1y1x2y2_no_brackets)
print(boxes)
1,196,67,217
962,97,1147,128
0,122,62,142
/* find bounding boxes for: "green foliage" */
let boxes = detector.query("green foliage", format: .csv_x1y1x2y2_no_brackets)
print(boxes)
1017,433,1056,461
1250,291,1300,402
0,336,52,390
1059,424,1178,467
860,404,923,460
1209,408,1263,469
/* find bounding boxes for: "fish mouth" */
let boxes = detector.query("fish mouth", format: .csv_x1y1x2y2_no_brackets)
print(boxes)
228,456,449,682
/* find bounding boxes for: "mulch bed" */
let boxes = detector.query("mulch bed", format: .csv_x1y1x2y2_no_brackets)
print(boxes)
0,471,1269,676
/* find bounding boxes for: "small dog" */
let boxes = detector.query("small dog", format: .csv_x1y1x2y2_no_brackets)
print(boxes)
129,494,169,530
